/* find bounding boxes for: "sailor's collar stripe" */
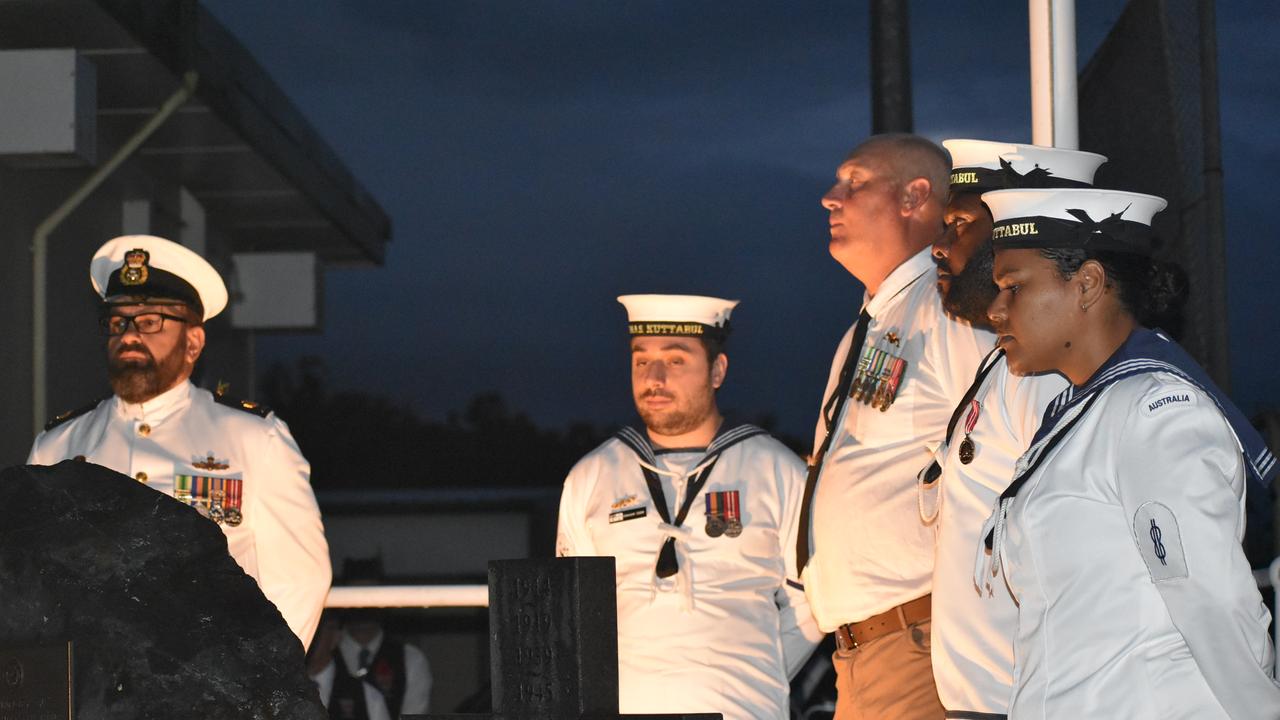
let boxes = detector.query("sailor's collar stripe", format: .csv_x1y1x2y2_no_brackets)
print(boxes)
1046,357,1274,485
614,426,656,466
613,424,768,466
707,424,767,455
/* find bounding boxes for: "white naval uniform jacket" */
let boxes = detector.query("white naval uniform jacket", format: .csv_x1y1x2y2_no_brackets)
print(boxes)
805,248,994,630
998,372,1280,719
921,354,1067,715
555,427,823,720
28,380,331,649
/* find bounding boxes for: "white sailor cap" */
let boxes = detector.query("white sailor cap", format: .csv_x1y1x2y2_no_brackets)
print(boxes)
90,235,229,321
617,294,738,339
982,188,1168,255
943,139,1107,194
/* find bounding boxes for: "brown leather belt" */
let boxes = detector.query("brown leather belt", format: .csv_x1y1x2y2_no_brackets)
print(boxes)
834,593,931,651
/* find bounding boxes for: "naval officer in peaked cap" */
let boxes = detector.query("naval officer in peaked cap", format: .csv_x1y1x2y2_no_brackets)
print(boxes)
28,235,331,649
920,139,1103,718
556,294,821,720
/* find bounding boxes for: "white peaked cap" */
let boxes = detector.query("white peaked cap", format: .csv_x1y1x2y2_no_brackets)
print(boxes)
617,294,738,337
90,235,229,321
982,188,1168,225
943,139,1107,190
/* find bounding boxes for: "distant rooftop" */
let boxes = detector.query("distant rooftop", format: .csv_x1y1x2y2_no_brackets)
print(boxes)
0,0,390,263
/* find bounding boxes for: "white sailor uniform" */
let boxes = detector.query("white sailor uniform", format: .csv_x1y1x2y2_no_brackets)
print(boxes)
28,380,331,649
556,425,822,720
804,247,993,630
920,352,1066,716
987,372,1280,719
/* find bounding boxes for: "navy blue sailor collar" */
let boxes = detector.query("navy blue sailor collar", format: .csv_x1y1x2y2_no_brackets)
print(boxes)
614,421,768,469
1034,327,1276,502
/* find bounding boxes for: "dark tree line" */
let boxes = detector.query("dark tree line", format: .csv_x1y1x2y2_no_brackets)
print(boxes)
261,358,610,490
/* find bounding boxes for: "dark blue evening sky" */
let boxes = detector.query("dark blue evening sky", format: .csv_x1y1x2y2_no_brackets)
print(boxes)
202,1,1279,440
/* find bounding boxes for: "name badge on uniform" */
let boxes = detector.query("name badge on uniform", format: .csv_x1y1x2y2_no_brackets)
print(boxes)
609,507,646,524
850,337,907,412
705,490,743,538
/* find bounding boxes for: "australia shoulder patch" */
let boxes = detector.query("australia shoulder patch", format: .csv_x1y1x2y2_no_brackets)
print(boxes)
215,394,272,418
1139,384,1198,418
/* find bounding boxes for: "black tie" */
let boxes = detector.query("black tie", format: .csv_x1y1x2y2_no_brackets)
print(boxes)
796,309,872,573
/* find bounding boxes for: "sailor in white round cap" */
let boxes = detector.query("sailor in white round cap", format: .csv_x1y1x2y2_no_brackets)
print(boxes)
974,189,1280,718
28,235,331,650
935,139,1106,322
556,294,822,720
920,141,1103,717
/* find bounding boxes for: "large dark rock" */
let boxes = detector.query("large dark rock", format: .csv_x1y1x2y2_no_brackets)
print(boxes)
0,461,326,719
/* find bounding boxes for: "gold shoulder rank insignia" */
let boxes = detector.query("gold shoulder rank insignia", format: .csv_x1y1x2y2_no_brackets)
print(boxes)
214,393,272,418
45,398,108,432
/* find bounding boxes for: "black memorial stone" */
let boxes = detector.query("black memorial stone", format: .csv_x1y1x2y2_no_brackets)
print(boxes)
412,557,718,720
488,558,617,719
0,642,73,719
0,461,326,719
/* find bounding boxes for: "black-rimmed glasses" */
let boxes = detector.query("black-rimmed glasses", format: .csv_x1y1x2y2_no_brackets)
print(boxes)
99,312,190,337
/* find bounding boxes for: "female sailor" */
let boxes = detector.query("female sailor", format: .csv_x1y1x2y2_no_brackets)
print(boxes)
975,187,1280,719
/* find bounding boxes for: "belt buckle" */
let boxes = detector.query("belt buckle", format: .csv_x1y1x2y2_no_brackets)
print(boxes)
836,624,858,652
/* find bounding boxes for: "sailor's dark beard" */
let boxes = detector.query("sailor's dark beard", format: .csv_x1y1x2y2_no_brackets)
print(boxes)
108,336,188,404
636,384,716,438
942,244,997,328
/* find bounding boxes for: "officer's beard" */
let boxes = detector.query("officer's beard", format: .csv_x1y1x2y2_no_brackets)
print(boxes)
108,335,189,404
941,244,998,329
636,383,717,438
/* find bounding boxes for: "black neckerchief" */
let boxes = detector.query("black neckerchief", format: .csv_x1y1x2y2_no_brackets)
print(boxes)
615,423,767,577
983,391,1102,548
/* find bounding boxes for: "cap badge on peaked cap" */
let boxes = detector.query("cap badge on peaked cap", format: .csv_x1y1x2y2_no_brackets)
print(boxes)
121,249,150,286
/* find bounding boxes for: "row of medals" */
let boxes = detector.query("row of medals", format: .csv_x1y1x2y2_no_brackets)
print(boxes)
706,514,742,538
175,489,243,526
705,491,742,538
851,344,906,412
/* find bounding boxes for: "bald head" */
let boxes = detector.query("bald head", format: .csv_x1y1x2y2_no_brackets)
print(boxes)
847,134,952,203
821,134,952,293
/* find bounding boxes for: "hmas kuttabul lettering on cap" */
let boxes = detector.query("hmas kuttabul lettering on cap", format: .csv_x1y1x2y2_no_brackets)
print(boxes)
981,188,1168,255
617,294,739,339
943,139,1107,194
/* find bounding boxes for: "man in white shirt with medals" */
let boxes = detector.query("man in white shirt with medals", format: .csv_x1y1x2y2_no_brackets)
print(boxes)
921,140,1103,719
556,294,822,720
799,134,993,719
28,235,331,649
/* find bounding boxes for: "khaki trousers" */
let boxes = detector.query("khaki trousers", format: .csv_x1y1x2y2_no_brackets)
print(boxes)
832,619,945,720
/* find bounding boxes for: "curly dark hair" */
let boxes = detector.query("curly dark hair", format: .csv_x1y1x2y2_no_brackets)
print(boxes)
1038,247,1189,339
699,336,726,364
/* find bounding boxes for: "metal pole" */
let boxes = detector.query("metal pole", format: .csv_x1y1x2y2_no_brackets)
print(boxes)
31,71,198,436
1029,0,1078,148
1198,0,1230,391
870,0,913,133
